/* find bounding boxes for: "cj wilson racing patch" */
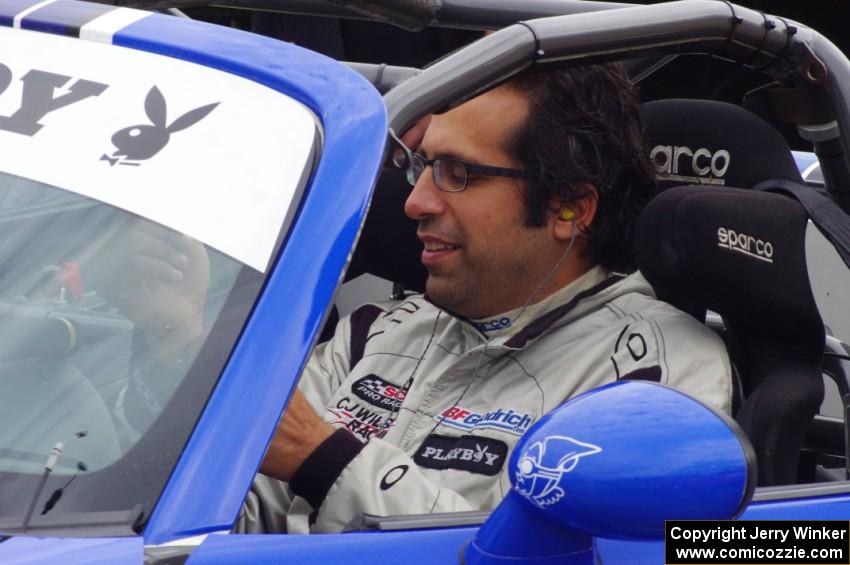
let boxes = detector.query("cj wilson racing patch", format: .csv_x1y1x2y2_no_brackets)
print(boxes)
328,397,391,441
414,434,508,476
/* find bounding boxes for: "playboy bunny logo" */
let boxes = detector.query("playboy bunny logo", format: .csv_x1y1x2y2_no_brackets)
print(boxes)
101,86,219,166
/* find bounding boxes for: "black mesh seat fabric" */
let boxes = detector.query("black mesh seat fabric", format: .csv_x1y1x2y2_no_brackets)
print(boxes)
637,186,825,485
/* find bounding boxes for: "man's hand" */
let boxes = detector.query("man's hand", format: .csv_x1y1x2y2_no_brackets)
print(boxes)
99,219,209,357
260,390,335,482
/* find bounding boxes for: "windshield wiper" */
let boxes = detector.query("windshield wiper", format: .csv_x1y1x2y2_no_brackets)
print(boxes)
20,431,87,533
40,461,88,517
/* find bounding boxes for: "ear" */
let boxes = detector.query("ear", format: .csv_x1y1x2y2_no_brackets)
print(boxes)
552,185,598,242
167,102,220,133
144,86,167,127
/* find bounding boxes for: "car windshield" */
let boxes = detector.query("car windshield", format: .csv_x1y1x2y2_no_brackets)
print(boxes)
0,152,317,532
0,170,255,469
0,173,255,533
0,25,322,533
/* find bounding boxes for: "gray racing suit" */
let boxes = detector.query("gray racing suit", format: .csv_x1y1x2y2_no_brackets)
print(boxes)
237,267,732,533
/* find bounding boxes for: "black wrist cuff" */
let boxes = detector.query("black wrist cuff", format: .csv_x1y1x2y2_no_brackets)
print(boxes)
290,428,365,509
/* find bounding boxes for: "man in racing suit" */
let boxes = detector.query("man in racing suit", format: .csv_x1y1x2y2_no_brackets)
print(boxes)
237,64,732,533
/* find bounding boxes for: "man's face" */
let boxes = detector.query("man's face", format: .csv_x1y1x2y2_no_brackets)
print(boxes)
404,87,563,319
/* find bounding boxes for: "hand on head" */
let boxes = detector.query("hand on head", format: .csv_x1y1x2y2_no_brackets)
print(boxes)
400,115,432,153
100,219,209,350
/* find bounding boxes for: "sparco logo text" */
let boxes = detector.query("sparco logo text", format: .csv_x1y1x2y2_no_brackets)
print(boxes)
651,145,731,185
717,227,774,263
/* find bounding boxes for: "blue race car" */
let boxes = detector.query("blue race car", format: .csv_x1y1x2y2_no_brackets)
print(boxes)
0,0,849,563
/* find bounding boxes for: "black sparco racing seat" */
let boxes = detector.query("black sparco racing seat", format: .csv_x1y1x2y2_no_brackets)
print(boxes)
636,185,826,486
638,98,839,485
639,99,806,327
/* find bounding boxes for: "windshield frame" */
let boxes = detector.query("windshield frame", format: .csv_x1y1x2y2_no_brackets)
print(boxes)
0,2,387,543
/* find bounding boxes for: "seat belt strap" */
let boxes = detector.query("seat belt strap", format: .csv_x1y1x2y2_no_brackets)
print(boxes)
755,178,850,271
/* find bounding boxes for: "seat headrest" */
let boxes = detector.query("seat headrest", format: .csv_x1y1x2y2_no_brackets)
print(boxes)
347,168,427,292
641,99,803,189
636,186,823,361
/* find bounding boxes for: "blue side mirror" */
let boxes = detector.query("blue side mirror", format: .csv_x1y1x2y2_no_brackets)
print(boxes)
463,381,756,565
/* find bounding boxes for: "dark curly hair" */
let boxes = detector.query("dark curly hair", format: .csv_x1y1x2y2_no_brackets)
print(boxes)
504,64,656,273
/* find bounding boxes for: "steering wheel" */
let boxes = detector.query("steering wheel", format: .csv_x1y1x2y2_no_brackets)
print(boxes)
0,307,121,473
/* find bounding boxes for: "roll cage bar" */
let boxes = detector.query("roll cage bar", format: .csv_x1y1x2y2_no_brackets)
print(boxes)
100,0,850,211
381,1,850,213
99,0,631,31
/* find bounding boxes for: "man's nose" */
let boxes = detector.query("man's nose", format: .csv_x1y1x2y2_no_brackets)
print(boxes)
404,167,446,220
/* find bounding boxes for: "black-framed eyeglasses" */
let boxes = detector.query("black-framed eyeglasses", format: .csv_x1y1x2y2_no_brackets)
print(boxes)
388,128,528,193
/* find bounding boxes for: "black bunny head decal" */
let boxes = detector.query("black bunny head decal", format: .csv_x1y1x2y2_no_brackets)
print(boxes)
101,86,219,167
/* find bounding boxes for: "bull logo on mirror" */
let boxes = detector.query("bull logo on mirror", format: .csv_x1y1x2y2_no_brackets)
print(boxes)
515,436,601,508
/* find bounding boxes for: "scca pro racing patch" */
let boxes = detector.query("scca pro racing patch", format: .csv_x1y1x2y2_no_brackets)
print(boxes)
413,434,507,476
352,375,406,410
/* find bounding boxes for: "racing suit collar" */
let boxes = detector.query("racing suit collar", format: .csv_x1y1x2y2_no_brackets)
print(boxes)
496,269,659,350
468,265,612,342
